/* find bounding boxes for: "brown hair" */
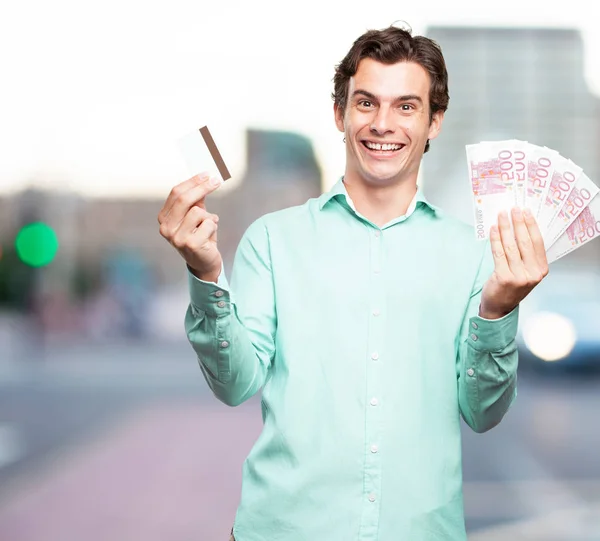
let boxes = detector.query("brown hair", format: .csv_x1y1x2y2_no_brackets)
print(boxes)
332,24,449,153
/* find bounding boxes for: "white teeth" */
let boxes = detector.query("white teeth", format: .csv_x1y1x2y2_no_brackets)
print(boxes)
365,142,402,151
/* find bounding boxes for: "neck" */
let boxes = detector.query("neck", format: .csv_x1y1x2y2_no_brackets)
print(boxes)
342,174,418,227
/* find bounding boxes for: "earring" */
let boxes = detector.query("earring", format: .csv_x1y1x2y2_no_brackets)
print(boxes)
343,137,346,143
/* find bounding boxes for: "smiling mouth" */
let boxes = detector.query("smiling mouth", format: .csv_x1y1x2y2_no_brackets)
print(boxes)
361,141,406,153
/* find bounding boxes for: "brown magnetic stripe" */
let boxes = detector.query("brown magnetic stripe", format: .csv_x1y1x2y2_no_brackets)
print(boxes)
199,126,231,181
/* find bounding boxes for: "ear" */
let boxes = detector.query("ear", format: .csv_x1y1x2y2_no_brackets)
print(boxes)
427,110,444,141
334,102,345,134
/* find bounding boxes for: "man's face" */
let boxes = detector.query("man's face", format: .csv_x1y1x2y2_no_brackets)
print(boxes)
335,58,443,186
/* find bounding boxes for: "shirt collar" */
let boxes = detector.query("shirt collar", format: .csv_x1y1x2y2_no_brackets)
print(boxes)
318,176,441,217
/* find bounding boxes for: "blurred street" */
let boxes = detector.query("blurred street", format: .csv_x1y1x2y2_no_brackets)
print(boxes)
0,341,599,541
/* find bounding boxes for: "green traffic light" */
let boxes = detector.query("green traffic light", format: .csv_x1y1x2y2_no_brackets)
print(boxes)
15,222,59,267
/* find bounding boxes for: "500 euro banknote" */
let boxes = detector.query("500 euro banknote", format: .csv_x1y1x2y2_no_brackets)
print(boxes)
510,139,528,208
525,145,560,218
546,193,600,263
543,173,599,248
479,139,528,207
466,142,516,240
537,156,583,235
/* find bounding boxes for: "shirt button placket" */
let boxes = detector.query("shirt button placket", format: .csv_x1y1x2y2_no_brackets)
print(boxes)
360,226,384,536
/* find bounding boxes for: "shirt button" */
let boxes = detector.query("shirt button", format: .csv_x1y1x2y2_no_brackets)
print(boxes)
217,301,226,308
374,230,381,238
374,268,380,274
215,290,224,297
370,444,378,453
471,321,478,330
467,368,475,377
371,352,379,360
372,309,380,317
370,397,378,406
368,493,376,502
470,333,478,341
220,341,229,349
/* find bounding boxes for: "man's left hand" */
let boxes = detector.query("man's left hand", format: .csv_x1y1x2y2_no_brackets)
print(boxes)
479,207,549,320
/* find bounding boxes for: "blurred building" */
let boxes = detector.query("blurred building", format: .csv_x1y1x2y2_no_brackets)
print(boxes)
422,26,600,266
0,129,322,339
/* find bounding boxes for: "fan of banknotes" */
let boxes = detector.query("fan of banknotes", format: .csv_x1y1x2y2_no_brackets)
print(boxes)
466,140,600,264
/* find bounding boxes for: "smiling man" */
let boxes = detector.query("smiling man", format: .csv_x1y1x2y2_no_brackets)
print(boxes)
159,23,549,541
333,56,443,227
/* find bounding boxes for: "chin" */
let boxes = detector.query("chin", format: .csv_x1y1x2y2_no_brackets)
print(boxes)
361,173,398,186
363,167,402,182
361,161,404,180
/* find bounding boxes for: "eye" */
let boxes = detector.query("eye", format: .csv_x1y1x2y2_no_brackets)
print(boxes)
400,103,414,111
358,100,374,108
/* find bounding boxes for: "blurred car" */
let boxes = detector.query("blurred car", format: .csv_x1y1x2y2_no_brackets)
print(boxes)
516,269,600,374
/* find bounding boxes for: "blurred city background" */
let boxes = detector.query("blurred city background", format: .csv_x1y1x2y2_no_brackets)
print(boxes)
1,1,600,540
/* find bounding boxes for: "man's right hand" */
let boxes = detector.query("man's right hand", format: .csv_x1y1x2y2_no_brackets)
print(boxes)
158,172,223,282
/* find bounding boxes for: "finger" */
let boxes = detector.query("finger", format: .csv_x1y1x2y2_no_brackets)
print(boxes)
522,207,549,272
164,173,219,221
176,207,218,240
197,214,218,238
190,214,218,245
158,171,211,224
162,175,222,230
498,210,526,276
489,223,511,276
511,207,538,268
172,207,219,249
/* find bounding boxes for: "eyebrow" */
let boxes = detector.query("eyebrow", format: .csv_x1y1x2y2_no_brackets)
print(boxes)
351,89,423,105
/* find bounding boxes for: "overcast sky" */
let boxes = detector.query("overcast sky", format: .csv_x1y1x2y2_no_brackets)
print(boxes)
1,0,599,197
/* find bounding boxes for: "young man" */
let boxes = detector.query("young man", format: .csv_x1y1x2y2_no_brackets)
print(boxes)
158,25,548,541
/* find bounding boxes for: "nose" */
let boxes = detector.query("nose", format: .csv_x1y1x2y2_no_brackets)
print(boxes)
370,105,394,135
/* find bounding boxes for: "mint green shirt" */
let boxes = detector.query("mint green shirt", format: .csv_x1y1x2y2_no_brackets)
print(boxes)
185,177,519,541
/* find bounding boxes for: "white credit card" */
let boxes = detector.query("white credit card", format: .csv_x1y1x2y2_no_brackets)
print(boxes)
176,126,231,182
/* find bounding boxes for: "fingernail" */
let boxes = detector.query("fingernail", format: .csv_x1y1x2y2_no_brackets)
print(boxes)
513,207,522,219
523,208,532,218
197,171,210,182
210,176,221,186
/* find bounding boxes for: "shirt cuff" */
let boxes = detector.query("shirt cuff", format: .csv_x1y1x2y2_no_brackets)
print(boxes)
467,305,519,353
187,262,232,317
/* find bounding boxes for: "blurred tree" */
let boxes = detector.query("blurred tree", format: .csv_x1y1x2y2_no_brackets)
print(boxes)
0,241,35,312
